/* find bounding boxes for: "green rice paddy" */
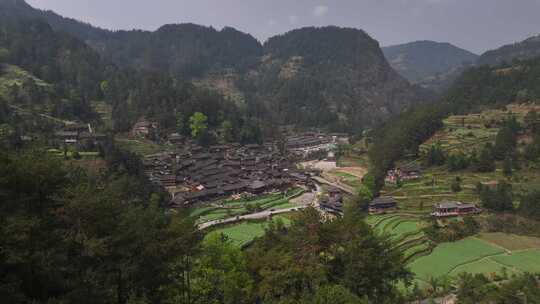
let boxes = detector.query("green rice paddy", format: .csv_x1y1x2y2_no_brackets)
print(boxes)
408,237,506,281
206,216,292,247
491,250,540,273
368,215,540,284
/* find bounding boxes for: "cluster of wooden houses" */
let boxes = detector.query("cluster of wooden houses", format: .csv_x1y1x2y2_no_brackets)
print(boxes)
319,186,344,215
54,123,106,146
286,132,348,159
141,143,311,208
130,118,159,139
431,201,481,217
366,197,480,218
385,163,423,184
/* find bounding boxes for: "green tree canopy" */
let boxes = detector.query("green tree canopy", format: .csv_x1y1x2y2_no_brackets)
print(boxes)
189,112,208,139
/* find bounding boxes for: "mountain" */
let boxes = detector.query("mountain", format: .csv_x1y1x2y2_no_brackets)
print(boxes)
0,0,432,132
244,27,432,131
382,41,478,91
478,34,540,66
0,0,263,79
446,56,540,112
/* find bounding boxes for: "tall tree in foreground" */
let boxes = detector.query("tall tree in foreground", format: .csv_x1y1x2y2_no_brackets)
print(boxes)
246,208,411,303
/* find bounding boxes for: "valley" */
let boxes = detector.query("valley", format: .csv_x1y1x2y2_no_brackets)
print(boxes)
2,0,540,303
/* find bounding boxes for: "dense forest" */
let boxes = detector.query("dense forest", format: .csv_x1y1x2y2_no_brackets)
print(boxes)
446,57,540,111
0,147,416,303
0,0,433,132
242,26,433,131
0,9,264,143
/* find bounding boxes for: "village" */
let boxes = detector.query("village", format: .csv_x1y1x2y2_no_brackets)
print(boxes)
128,117,483,226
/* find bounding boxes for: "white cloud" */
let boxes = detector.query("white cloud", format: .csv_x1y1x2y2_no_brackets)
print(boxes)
312,5,329,17
267,19,277,27
288,15,299,24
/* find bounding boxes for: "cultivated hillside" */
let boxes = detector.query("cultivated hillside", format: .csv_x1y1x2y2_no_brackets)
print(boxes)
478,34,540,66
382,40,478,91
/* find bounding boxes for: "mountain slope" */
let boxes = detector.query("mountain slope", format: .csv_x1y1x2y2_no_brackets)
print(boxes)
245,27,432,131
0,0,263,79
382,41,478,91
0,0,432,132
446,56,540,111
478,34,540,66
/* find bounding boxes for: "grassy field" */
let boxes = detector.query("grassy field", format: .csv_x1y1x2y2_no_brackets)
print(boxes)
407,233,540,283
477,232,540,251
206,215,292,247
448,258,519,278
408,237,506,281
491,250,540,273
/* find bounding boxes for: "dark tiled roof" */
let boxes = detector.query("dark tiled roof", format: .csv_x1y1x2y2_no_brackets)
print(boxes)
370,197,397,206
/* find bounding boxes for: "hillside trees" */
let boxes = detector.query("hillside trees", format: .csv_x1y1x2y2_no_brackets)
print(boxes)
493,117,520,160
368,104,445,191
425,144,446,166
475,143,496,172
246,208,411,303
478,181,514,212
518,190,540,220
0,150,203,303
189,112,208,139
0,47,8,63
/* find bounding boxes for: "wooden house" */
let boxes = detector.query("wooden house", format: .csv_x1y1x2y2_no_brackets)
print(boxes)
369,197,398,213
431,201,480,218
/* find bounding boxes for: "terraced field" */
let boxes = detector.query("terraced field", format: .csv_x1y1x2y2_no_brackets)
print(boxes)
408,237,506,281
383,104,540,213
368,216,540,285
191,188,305,224
419,104,538,156
408,235,540,282
206,215,292,248
368,215,432,263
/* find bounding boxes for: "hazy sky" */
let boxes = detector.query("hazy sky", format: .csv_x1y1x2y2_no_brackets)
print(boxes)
26,0,540,54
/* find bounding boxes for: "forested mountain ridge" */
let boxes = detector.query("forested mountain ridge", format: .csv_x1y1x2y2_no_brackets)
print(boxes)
0,0,264,79
0,0,432,132
446,56,540,111
245,27,433,131
382,40,478,92
478,34,540,66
